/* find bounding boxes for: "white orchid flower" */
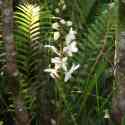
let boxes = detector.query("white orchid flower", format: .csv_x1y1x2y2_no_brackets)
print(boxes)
54,32,60,41
44,68,59,79
51,57,67,71
44,45,60,56
63,41,78,56
52,22,60,30
65,27,77,44
64,64,80,82
45,18,79,82
62,4,66,10
55,8,60,14
60,19,66,24
66,21,72,27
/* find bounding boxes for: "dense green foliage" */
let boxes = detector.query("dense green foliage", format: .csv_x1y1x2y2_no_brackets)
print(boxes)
0,0,118,125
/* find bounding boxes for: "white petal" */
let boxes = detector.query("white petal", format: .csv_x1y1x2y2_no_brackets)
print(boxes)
60,19,66,24
52,22,60,30
54,32,60,41
62,4,66,10
52,57,67,71
44,45,60,55
65,28,77,44
44,68,54,73
69,64,75,74
69,27,77,35
73,64,80,71
64,64,80,82
70,64,80,72
55,64,61,70
70,41,78,52
64,72,71,82
51,57,61,64
65,34,76,45
63,57,68,61
63,42,78,56
50,73,56,79
44,68,59,79
63,46,73,56
55,8,60,13
66,21,72,27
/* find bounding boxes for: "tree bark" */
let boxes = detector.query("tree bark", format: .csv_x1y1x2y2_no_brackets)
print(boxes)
112,0,125,124
2,0,30,125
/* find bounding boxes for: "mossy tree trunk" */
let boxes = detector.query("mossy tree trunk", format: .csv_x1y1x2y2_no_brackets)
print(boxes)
2,0,30,125
112,0,125,124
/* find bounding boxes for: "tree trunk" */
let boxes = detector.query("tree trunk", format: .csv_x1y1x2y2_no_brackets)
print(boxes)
2,0,30,125
112,0,125,124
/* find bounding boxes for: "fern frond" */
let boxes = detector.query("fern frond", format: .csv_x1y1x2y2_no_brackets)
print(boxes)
14,3,41,108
